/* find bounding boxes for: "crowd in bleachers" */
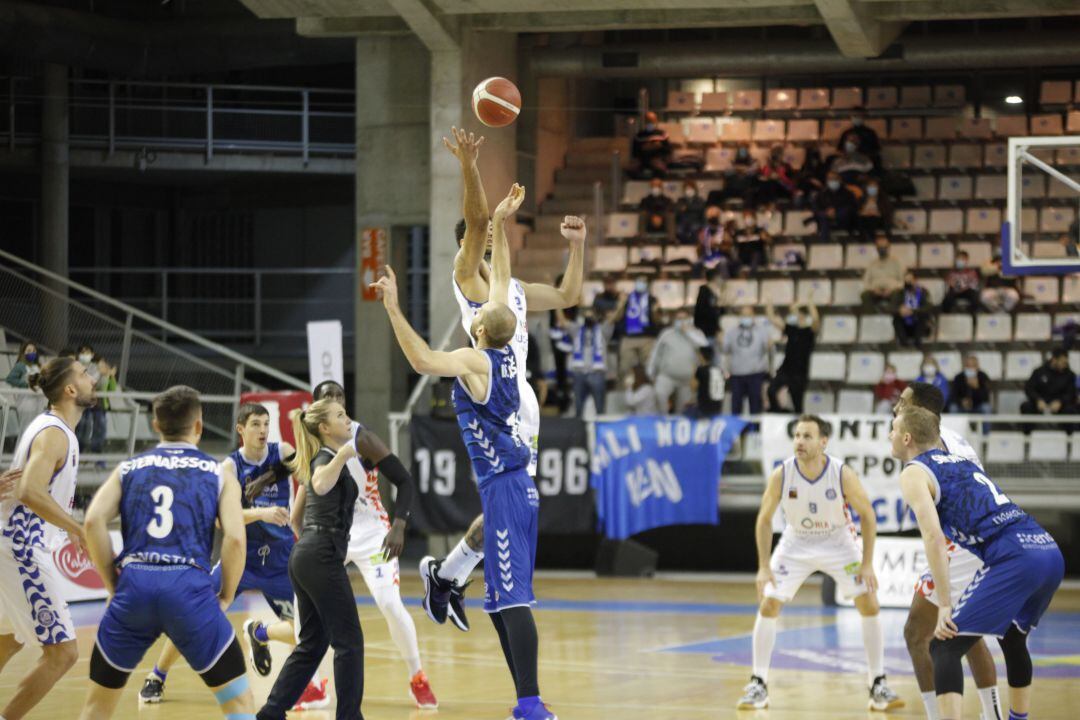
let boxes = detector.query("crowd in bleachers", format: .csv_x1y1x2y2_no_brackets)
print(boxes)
545,80,1080,419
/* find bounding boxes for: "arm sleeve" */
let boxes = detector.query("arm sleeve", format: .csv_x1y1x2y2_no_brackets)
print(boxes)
374,453,414,522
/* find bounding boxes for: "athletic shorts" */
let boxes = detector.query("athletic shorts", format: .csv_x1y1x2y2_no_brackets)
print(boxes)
914,543,984,608
210,540,295,620
0,542,75,646
96,564,235,673
765,529,869,603
479,469,539,613
345,522,399,592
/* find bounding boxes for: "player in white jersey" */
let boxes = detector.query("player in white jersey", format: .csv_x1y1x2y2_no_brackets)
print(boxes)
0,357,96,720
739,414,902,712
419,127,585,632
895,383,1001,720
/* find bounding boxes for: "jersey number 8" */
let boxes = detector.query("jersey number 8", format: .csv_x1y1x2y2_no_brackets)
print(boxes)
147,485,175,539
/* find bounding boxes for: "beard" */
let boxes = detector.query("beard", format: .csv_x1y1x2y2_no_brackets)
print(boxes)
75,391,98,409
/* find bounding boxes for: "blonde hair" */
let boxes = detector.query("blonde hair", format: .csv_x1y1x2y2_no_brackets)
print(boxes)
287,398,339,485
897,406,940,448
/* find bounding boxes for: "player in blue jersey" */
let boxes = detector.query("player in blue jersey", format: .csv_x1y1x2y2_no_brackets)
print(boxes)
373,182,556,720
892,407,1064,720
78,385,255,719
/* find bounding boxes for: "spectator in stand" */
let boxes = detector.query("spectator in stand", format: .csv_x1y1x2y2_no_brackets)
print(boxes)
615,275,660,374
548,304,575,414
1061,218,1079,257
5,341,41,388
830,134,874,183
855,178,895,242
674,180,707,244
734,208,770,273
792,145,827,208
915,354,950,408
74,342,101,452
89,354,118,467
861,235,906,311
894,271,932,348
942,250,981,314
873,364,906,414
568,309,609,417
980,253,1021,312
623,366,659,415
639,178,672,235
693,269,725,359
592,275,622,323
726,144,758,204
647,308,708,413
1021,348,1077,416
765,301,819,413
698,207,735,277
631,111,672,179
722,306,771,415
691,346,725,417
949,354,992,414
838,108,881,169
811,170,857,242
755,145,796,206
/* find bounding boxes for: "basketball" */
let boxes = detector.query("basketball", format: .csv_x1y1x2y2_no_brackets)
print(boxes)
472,76,521,128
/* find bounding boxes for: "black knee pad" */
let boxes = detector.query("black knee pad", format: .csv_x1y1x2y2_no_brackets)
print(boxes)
200,636,247,688
930,636,979,695
998,626,1033,688
89,644,130,690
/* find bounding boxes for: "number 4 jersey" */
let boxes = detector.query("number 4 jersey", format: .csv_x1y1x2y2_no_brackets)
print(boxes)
117,442,224,571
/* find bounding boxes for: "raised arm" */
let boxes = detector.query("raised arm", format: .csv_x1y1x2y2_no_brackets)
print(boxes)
754,466,784,602
840,464,878,594
764,302,784,331
83,467,122,595
490,183,525,307
806,301,821,333
521,216,587,312
446,127,490,283
900,465,954,639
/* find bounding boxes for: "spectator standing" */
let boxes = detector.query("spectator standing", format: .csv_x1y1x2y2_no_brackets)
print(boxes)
692,347,725,417
674,180,707,244
1021,348,1077,416
647,309,708,413
980,254,1021,312
949,354,992,414
838,109,881,168
873,364,907,414
893,272,931,347
942,250,981,314
722,306,771,415
5,341,41,387
693,269,725,358
591,275,622,323
861,236,906,311
811,171,857,242
74,342,102,452
615,276,660,374
639,178,672,236
855,179,894,242
631,111,672,178
568,311,609,417
765,301,819,413
90,354,118,466
548,305,575,414
915,354,950,408
623,366,659,416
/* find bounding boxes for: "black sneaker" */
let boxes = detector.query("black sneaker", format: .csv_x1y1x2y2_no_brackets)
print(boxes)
419,555,452,625
243,619,272,677
447,580,472,632
139,675,164,704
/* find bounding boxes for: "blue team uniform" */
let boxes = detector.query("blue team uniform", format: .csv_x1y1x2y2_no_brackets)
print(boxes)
208,442,295,620
452,347,538,613
908,450,1064,637
95,443,236,674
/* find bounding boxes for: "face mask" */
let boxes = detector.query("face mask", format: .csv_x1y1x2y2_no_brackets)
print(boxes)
685,189,696,198
956,260,966,269
786,314,798,326
675,318,689,330
922,365,936,377
883,371,896,383
708,217,720,227
25,352,37,363
79,353,93,365
651,187,662,196
844,142,857,153
964,368,977,379
877,247,889,259
867,186,878,197
739,317,753,328
635,281,648,293
737,149,748,158
827,180,841,191
852,117,864,126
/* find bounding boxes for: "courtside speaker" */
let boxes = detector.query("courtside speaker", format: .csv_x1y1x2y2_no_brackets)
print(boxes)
595,538,658,577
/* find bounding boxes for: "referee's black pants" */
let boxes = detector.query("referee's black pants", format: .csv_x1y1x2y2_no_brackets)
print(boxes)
257,532,364,720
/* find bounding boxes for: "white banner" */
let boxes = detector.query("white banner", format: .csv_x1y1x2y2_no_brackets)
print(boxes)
45,531,124,603
835,536,926,608
306,320,344,390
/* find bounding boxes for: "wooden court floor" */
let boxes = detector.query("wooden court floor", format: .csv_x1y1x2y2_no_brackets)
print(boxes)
5,574,1080,719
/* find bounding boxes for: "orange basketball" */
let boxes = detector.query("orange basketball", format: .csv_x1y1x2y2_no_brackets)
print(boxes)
472,77,521,128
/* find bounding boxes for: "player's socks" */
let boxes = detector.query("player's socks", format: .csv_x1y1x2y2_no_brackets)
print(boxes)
151,666,168,683
861,614,885,684
978,687,1002,720
438,538,484,585
920,691,940,719
253,624,270,643
1008,711,1027,720
751,614,776,683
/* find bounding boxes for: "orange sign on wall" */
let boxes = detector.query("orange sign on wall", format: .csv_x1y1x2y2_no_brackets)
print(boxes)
360,227,387,301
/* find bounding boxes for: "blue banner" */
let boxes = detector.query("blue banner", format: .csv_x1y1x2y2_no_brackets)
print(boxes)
590,415,747,540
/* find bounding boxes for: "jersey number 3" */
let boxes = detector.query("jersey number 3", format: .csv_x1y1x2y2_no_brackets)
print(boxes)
147,485,175,539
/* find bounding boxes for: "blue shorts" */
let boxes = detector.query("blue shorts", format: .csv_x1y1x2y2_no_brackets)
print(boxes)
479,470,539,613
96,565,235,674
210,541,294,620
952,532,1064,637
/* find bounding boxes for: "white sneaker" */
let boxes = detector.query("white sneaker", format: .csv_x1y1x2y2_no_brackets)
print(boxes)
736,675,768,709
868,675,904,711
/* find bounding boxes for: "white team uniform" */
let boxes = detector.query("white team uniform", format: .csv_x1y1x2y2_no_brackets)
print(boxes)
453,274,539,476
913,425,985,607
0,413,79,646
344,421,398,590
766,454,870,602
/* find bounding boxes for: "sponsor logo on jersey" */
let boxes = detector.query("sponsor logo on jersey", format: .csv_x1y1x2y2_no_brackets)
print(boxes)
825,488,837,500
53,540,105,589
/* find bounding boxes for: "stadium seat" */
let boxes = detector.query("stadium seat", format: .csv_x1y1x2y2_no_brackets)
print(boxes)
666,90,695,113
753,118,787,143
995,115,1028,137
959,118,993,140
1048,175,1077,199
949,144,982,168
973,351,1003,381
766,88,797,110
965,207,1002,235
936,314,974,343
867,86,898,109
919,241,955,268
723,279,759,306
733,89,762,111
1029,431,1068,462
1040,80,1072,105
659,121,687,146
920,278,946,305
664,245,698,264
652,279,686,310
809,352,847,381
804,390,835,414
934,351,963,379
786,119,819,142
986,432,1025,463
974,174,1007,200
760,278,795,307
894,208,927,235
1013,312,1053,341
606,213,639,238
934,85,965,107
912,175,937,201
845,243,876,270
629,245,663,265
881,145,911,169
976,314,1012,342
593,246,628,272
1066,113,1080,136
1023,276,1060,305
820,314,857,344
983,143,1007,167
938,175,973,201
858,315,895,344
888,351,923,380
622,180,650,205
1040,206,1075,233
1021,174,1046,199
913,143,947,168
782,144,806,168
957,241,993,267
832,87,863,109
796,278,832,305
865,118,888,139
681,279,703,306
822,119,848,142
900,86,931,108
1063,276,1080,304
891,243,918,269
996,390,1025,415
748,145,771,165
834,279,863,306
837,389,874,414
847,351,885,384
686,117,718,144
798,88,830,110
581,280,603,306
1005,351,1043,381
924,116,958,140
1030,114,1064,135
705,147,734,172
929,208,964,235
808,244,844,271
1020,206,1039,232
784,210,814,237
718,119,751,143
771,242,806,264
1032,241,1066,259
699,92,728,113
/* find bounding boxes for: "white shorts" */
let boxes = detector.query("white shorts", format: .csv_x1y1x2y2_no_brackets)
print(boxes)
0,543,76,646
766,530,869,603
914,543,984,607
345,523,399,592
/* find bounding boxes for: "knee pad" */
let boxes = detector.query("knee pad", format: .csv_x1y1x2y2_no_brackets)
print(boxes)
89,644,130,690
998,626,1033,688
930,636,979,695
200,636,247,689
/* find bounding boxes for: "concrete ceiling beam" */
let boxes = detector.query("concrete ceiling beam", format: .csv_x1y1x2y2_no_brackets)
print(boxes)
813,0,905,57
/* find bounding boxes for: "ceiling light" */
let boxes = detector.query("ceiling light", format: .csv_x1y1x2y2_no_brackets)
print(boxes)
1005,95,1023,104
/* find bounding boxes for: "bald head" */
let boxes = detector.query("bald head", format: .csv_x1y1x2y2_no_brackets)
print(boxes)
471,301,517,349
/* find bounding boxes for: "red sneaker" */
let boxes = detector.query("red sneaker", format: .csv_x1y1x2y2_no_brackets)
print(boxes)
292,678,330,711
409,671,438,709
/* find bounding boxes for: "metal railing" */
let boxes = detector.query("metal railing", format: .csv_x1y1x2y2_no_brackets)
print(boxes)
3,76,355,162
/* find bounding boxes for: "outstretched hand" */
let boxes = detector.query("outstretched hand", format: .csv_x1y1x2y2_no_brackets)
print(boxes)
494,183,526,220
560,215,586,244
443,126,484,166
369,265,399,310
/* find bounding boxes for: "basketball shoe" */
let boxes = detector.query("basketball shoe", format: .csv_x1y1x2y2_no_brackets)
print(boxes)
736,675,768,709
409,670,438,709
292,678,330,711
243,619,272,676
447,580,472,632
139,674,164,704
868,675,904,711
420,555,452,624
509,699,557,720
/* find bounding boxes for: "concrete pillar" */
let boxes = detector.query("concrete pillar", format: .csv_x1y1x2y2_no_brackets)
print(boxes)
41,63,70,351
